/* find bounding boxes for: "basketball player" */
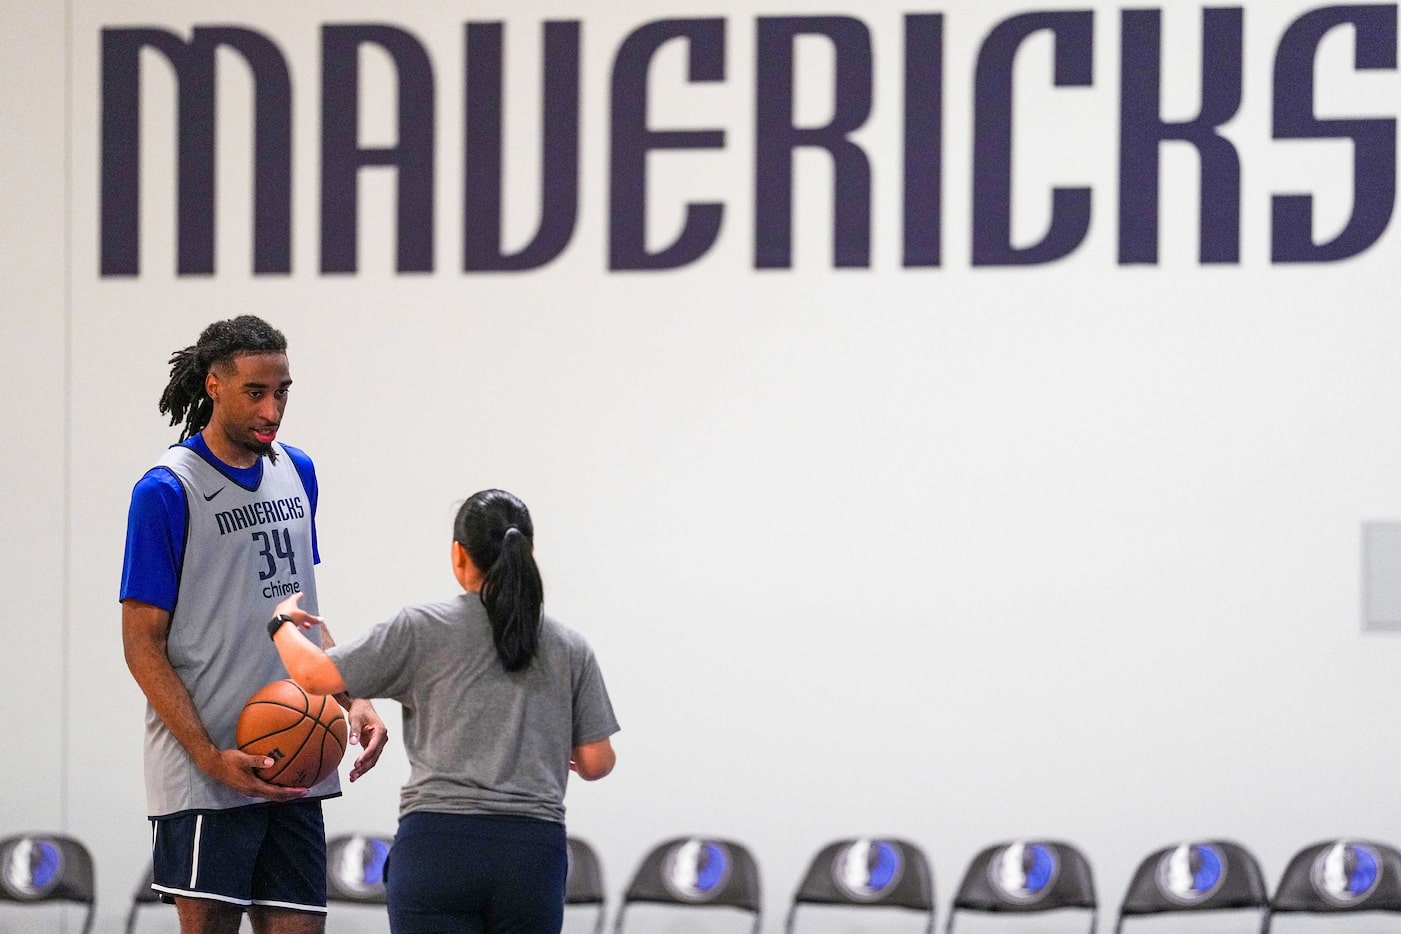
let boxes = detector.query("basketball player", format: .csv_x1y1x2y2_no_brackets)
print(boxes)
268,489,618,934
120,315,388,934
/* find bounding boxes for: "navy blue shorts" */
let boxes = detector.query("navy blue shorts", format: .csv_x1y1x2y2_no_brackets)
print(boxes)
150,799,327,912
387,813,567,934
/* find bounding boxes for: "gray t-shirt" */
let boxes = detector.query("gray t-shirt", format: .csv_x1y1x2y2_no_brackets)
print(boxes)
327,595,619,823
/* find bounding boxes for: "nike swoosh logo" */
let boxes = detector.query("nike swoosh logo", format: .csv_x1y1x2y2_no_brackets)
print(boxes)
203,487,225,502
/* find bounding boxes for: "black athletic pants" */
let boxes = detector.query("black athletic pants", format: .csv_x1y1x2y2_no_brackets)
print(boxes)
386,812,567,934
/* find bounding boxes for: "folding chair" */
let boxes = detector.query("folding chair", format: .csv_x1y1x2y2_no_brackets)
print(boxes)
1115,840,1270,934
0,833,97,934
785,837,935,934
614,836,762,934
567,837,608,934
1272,839,1401,924
946,839,1095,934
124,865,165,934
326,832,394,904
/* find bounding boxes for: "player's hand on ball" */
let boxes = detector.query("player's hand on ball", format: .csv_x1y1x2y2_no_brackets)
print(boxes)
205,748,308,800
274,592,322,630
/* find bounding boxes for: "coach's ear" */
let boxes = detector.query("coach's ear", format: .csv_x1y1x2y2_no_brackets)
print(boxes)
451,540,484,592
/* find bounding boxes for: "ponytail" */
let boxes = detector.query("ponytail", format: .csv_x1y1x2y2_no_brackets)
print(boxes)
455,490,544,671
481,527,544,671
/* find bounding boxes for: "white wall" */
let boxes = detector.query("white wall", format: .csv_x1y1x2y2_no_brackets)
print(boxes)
1,0,68,837
5,1,1401,931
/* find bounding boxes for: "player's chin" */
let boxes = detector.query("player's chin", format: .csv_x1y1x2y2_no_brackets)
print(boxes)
241,438,274,457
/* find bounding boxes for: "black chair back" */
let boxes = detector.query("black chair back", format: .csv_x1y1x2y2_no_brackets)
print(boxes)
124,865,164,934
614,836,762,934
0,833,96,934
1116,840,1270,934
1273,839,1401,915
567,837,607,934
785,838,935,934
947,839,1096,934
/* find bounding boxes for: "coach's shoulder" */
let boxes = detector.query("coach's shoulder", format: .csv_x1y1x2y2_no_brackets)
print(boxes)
540,614,594,653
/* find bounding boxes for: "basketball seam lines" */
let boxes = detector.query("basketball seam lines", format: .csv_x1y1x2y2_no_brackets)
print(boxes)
244,682,314,784
238,681,345,786
268,707,317,784
311,693,330,784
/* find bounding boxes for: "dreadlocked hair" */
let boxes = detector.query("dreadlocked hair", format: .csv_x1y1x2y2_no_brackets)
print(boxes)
159,315,288,441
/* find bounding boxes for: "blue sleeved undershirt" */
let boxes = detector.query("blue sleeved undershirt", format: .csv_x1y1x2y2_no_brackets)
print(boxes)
119,436,321,612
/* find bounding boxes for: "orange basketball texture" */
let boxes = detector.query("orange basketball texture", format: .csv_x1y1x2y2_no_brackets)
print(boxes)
236,679,348,788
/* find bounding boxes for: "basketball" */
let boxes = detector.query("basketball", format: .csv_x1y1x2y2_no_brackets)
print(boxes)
236,679,348,788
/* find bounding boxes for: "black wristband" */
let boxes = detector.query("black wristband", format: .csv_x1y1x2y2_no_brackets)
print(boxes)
267,614,294,641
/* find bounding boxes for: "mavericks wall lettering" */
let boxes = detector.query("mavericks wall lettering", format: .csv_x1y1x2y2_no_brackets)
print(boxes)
99,6,1399,276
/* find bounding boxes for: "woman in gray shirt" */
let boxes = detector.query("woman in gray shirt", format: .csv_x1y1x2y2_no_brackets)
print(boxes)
270,489,619,934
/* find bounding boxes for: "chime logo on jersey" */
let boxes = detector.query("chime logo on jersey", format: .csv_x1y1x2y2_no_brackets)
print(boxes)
662,839,731,902
0,836,63,899
1155,842,1226,905
833,839,904,901
1311,841,1382,906
331,835,390,896
989,841,1059,904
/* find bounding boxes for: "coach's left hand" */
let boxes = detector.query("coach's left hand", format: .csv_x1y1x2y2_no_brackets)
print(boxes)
346,698,388,782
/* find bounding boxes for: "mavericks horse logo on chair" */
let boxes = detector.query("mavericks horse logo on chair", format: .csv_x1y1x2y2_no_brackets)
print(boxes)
1155,842,1227,905
329,834,391,898
1310,841,1382,907
988,841,1059,905
832,839,904,902
0,836,64,900
662,839,732,902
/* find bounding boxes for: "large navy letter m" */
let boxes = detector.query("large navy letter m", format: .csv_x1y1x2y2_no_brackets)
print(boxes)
101,27,292,277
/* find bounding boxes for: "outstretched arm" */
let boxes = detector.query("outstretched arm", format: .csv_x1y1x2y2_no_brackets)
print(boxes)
271,593,389,782
123,599,308,799
269,597,346,695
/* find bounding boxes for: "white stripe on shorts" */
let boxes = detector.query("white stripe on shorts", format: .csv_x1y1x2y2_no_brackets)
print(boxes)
250,898,329,914
190,814,204,888
151,883,250,907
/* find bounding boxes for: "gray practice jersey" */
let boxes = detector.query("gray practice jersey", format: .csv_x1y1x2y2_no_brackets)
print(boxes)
328,596,619,823
143,442,340,817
